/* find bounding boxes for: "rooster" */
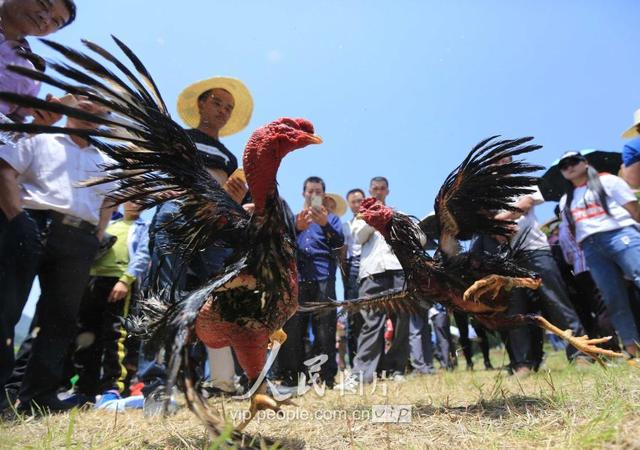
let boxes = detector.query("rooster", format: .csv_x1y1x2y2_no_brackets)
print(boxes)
0,37,322,439
304,136,622,363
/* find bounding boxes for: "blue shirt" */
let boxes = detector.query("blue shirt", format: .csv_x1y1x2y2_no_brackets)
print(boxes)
296,213,344,281
623,137,640,167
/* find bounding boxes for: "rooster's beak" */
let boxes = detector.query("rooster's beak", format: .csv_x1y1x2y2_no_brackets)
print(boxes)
305,134,323,145
355,213,363,220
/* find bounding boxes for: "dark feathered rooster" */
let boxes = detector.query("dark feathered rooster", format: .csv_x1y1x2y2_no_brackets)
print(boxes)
0,36,322,439
303,136,622,363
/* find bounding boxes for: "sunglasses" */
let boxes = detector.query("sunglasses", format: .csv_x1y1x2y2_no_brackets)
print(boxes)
559,157,584,170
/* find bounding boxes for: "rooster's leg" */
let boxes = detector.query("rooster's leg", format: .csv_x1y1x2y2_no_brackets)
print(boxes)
236,383,296,431
236,329,296,431
533,315,624,366
463,274,541,303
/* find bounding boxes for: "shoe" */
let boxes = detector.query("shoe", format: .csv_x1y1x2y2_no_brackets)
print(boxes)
391,374,406,383
59,391,94,407
95,390,122,410
17,393,77,414
334,374,361,393
0,388,17,413
129,382,144,397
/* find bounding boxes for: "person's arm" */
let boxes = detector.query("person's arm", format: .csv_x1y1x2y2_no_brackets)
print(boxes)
123,222,151,284
621,142,640,189
322,214,344,249
96,198,117,241
607,175,639,222
0,159,23,220
352,218,375,245
109,222,151,303
622,201,640,223
621,162,640,189
494,195,536,221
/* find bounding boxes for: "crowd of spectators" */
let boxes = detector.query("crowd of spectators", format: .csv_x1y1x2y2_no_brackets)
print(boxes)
1,0,640,416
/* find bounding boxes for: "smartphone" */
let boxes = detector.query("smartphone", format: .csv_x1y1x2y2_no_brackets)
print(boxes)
310,195,323,208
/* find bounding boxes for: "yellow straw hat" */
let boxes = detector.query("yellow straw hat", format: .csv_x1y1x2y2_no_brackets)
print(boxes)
621,108,640,139
177,77,253,137
323,193,347,217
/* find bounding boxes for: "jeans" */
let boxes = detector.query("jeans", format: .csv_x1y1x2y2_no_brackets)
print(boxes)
409,312,435,373
582,226,640,345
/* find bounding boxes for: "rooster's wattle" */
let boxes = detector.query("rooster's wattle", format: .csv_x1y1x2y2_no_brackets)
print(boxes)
0,36,322,439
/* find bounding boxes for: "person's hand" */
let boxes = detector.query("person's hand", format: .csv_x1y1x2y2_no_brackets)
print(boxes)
31,94,64,126
223,177,248,204
242,203,255,214
296,209,312,231
108,281,129,302
494,211,512,221
309,205,329,226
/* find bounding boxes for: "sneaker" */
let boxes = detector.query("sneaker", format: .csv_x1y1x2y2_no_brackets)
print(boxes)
17,393,77,415
391,374,406,383
95,390,122,410
59,391,94,407
334,374,361,393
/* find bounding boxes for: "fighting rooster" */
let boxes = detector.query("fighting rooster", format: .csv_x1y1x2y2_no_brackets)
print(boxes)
304,137,622,363
0,37,322,438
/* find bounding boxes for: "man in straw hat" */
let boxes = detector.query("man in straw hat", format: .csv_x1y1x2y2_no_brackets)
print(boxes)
620,108,640,189
139,77,254,409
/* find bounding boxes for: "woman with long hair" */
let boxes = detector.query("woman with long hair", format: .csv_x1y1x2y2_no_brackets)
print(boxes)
559,151,640,358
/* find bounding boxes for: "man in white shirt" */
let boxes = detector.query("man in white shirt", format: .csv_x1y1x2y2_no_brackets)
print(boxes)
0,97,116,412
348,177,409,383
493,157,585,375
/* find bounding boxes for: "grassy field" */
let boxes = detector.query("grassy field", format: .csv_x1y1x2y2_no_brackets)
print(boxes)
1,349,639,449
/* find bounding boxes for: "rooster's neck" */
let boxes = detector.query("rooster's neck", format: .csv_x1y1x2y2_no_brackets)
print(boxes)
244,146,282,216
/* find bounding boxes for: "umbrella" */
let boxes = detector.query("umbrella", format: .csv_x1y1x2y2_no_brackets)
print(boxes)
538,149,622,202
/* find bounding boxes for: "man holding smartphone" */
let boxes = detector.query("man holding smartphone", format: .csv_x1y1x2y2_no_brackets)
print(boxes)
278,176,344,389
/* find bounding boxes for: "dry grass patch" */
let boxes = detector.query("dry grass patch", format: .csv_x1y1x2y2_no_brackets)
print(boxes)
1,349,639,449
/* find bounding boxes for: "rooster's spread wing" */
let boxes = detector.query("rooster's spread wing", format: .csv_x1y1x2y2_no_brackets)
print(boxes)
433,136,543,255
0,36,249,263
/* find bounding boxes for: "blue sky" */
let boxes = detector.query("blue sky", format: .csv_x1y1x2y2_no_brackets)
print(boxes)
21,0,640,316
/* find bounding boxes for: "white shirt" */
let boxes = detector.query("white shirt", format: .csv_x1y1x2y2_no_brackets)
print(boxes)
343,216,362,260
510,185,550,251
559,173,638,243
352,217,402,280
0,134,115,225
